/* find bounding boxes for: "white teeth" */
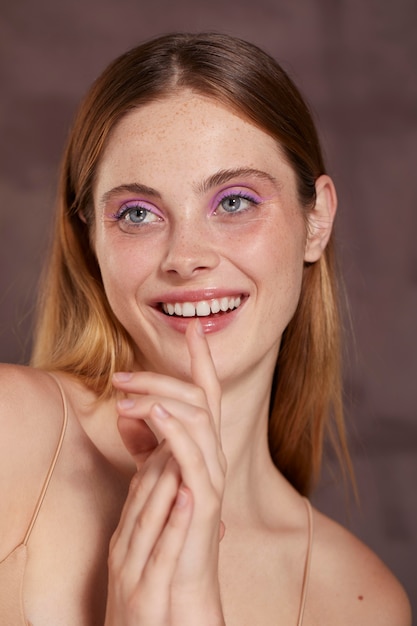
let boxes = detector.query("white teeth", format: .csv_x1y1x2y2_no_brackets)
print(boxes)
161,296,243,317
196,301,211,316
220,297,229,312
211,299,221,314
182,302,196,317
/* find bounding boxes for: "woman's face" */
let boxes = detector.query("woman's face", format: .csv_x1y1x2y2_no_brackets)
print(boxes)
93,91,323,384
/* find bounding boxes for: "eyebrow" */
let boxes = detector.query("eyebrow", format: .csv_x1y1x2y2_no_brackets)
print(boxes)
195,167,280,194
98,183,162,210
98,167,280,209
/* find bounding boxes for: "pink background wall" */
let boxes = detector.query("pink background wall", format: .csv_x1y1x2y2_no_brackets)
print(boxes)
1,0,416,608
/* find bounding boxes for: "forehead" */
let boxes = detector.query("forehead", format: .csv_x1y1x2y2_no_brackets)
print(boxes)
95,90,296,192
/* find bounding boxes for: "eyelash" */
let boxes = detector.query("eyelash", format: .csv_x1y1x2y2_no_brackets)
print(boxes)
213,190,260,216
110,189,261,229
112,202,162,226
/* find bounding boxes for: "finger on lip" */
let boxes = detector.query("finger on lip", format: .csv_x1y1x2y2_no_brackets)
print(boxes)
186,316,221,429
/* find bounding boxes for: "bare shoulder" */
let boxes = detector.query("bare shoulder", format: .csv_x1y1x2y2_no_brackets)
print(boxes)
308,506,412,625
0,363,65,430
0,364,67,557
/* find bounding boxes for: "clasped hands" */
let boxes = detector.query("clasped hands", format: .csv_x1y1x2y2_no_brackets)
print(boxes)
105,320,227,626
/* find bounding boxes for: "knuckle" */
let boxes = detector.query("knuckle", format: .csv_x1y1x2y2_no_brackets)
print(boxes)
193,406,208,423
188,447,205,470
201,484,222,514
184,385,208,410
128,471,142,494
149,543,165,568
126,593,145,621
128,471,149,503
196,386,209,406
134,507,151,534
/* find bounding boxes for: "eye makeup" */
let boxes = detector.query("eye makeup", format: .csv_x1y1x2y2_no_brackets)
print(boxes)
104,198,165,234
209,185,262,216
110,199,164,222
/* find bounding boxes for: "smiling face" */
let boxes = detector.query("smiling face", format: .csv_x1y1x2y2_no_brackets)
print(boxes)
93,90,324,384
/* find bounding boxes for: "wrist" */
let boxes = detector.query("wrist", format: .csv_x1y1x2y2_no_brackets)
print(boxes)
171,587,225,626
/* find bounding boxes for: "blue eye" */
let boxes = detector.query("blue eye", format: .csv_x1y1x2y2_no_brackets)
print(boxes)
122,207,150,223
115,203,162,231
217,193,258,215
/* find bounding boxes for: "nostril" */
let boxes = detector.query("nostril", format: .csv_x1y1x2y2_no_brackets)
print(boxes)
160,246,220,277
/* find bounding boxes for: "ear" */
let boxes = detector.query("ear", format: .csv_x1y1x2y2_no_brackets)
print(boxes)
304,174,337,263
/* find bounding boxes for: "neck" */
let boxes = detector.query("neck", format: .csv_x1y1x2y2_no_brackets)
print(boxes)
218,360,290,525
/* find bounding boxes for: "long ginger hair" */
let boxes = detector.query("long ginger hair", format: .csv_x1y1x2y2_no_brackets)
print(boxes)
32,32,350,495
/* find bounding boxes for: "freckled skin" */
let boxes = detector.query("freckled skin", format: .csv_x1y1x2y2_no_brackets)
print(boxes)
94,90,311,386
0,88,410,626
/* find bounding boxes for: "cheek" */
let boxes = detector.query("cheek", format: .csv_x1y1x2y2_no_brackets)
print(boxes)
95,236,155,314
243,218,306,324
238,214,306,281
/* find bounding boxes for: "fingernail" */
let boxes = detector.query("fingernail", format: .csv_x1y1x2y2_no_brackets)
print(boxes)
117,398,135,410
113,372,133,382
152,403,169,420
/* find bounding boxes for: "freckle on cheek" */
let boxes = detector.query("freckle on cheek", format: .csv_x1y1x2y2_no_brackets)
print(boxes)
358,595,364,601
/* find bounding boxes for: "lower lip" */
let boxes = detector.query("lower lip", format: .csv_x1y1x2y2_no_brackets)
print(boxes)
151,302,245,334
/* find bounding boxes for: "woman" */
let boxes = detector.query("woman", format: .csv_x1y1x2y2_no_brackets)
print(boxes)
0,33,411,625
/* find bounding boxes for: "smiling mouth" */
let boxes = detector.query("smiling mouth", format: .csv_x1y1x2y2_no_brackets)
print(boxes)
160,296,243,318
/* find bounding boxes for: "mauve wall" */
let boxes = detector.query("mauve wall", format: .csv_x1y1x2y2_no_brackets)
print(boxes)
1,0,416,609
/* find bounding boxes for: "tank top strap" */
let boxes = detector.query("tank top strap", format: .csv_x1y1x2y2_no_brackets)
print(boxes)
22,372,68,546
297,497,314,626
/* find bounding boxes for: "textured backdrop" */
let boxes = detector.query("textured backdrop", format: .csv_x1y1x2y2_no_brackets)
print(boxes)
1,0,416,609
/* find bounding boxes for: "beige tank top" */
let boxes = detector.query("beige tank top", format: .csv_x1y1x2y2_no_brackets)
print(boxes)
0,375,314,626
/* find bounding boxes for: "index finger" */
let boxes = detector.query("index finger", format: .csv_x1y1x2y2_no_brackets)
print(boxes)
185,319,221,434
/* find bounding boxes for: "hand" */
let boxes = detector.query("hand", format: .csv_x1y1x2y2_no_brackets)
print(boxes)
105,320,226,626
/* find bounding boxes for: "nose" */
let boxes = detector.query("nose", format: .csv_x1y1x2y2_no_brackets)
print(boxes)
160,219,220,279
